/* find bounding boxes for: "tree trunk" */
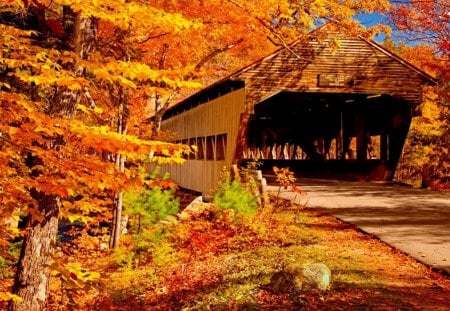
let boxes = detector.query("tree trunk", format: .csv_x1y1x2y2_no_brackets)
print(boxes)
9,193,60,311
109,87,128,248
109,190,124,249
49,11,97,116
10,9,97,309
151,91,179,140
233,113,251,164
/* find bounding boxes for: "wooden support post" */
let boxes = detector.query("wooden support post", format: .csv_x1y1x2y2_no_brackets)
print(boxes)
337,111,344,159
317,138,324,156
233,113,250,164
289,144,295,159
283,143,289,159
271,144,277,159
256,170,269,208
260,177,270,207
356,114,367,160
380,133,388,161
231,164,241,182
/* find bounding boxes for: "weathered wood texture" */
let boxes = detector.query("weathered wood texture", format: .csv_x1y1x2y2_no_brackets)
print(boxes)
161,88,246,194
231,35,431,112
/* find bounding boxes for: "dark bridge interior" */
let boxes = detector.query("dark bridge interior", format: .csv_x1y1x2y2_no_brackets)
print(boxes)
244,91,412,181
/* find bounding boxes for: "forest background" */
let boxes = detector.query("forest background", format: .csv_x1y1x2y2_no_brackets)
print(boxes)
0,0,448,310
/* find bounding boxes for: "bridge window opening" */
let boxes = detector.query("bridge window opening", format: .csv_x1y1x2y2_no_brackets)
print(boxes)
188,137,196,159
181,139,188,159
368,135,381,159
216,134,227,161
296,146,306,159
197,137,205,160
327,139,337,159
179,134,227,161
206,136,215,160
345,137,357,159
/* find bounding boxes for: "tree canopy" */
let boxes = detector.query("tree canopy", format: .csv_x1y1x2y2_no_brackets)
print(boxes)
1,0,447,309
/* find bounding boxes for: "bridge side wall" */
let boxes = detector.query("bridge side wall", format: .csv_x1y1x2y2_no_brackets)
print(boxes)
160,88,246,194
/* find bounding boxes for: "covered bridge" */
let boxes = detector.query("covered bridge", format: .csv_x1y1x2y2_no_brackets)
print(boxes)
160,32,434,194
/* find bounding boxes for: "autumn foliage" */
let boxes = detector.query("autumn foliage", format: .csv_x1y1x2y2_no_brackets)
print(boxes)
1,0,448,309
387,0,449,188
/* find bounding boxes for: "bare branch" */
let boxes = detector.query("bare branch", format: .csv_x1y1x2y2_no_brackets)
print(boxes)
159,43,169,70
195,38,244,70
137,32,170,44
83,87,96,108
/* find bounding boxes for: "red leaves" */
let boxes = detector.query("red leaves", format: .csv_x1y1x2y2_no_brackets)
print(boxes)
389,0,449,57
184,222,235,256
70,272,78,281
46,18,65,39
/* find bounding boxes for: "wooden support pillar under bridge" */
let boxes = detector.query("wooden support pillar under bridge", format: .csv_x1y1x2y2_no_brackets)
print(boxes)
243,143,306,160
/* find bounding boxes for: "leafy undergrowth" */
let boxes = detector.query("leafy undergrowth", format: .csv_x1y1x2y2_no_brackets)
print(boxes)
40,200,450,310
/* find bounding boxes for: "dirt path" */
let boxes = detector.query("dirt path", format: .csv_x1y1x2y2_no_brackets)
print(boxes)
270,179,450,274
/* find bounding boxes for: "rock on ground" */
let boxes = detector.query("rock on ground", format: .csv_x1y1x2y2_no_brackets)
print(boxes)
269,262,331,293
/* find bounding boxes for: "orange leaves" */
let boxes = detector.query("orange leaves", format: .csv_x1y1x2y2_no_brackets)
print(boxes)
1,88,189,208
0,292,22,303
1,91,187,228
1,45,90,90
273,166,296,189
88,59,202,91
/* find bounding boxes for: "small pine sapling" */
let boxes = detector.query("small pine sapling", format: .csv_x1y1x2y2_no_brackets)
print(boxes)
213,167,259,218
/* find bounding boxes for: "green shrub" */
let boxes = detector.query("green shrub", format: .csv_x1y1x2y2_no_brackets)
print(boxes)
119,186,180,267
124,186,180,233
213,167,258,217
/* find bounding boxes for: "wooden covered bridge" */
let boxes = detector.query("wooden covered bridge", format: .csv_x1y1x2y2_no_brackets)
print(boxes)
160,32,434,194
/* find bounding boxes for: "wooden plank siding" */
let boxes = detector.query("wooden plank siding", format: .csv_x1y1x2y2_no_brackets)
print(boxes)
231,35,430,112
160,88,246,194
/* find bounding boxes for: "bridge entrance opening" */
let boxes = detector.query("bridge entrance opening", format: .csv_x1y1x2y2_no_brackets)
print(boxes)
244,91,412,181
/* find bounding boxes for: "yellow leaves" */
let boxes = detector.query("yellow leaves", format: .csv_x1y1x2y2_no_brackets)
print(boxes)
14,70,88,90
0,0,25,7
56,0,201,32
97,180,107,191
90,60,200,89
76,104,89,113
34,125,58,136
3,225,20,239
60,210,93,224
152,156,186,165
66,120,188,163
50,260,101,290
65,262,100,283
76,104,104,115
117,76,137,89
8,127,18,135
0,292,22,303
0,81,10,90
93,107,104,114
1,1,210,227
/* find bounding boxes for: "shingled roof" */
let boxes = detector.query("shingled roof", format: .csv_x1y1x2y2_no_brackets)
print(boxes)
164,31,434,119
